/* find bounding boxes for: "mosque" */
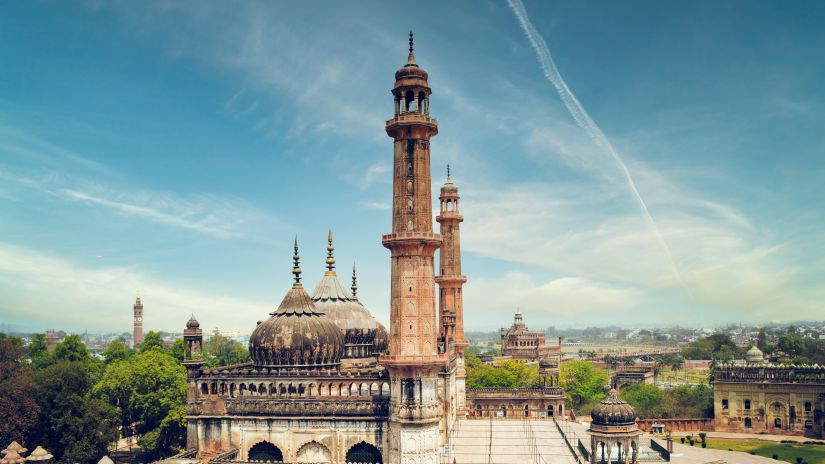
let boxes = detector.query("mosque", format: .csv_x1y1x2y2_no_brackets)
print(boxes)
179,33,468,464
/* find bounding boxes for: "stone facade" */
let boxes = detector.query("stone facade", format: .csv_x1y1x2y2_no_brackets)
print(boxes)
500,312,558,362
466,387,566,419
711,361,825,438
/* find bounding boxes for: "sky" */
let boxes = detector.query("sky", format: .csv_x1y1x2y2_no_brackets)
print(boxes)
1,0,824,334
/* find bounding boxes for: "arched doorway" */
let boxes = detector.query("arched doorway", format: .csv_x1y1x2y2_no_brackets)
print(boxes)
296,441,331,463
547,404,554,416
248,441,283,462
346,442,382,463
744,417,752,428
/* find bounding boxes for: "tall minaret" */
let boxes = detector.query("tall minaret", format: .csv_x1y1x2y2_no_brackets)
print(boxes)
133,296,144,348
436,165,467,354
382,32,445,464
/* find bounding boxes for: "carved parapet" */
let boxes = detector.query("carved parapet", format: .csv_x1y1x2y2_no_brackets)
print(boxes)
187,398,390,418
466,387,566,399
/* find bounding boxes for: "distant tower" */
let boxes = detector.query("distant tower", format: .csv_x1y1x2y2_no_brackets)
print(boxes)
133,296,144,348
183,315,204,375
44,329,59,352
436,165,467,354
381,31,445,464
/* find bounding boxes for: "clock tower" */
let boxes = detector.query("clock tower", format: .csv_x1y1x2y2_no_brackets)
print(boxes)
133,296,144,348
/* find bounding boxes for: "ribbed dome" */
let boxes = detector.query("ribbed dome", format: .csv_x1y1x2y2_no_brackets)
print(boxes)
591,389,637,426
186,314,200,329
248,239,343,368
746,345,764,363
395,63,428,82
311,271,389,357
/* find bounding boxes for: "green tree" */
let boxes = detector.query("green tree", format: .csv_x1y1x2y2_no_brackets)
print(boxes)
30,361,119,464
559,360,609,411
620,383,664,418
53,334,91,363
604,354,620,373
0,334,40,446
170,339,185,363
103,338,132,364
204,332,250,367
140,331,165,352
95,349,187,460
27,333,52,368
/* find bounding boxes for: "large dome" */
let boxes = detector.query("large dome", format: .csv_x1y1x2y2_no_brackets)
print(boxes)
746,345,764,363
248,241,343,368
310,234,388,358
591,389,637,427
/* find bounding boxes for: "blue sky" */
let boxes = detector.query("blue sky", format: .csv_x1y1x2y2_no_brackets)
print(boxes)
1,1,823,334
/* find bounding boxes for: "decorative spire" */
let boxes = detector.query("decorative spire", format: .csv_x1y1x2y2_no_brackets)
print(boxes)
408,30,415,64
351,263,358,298
292,235,302,288
447,164,451,180
325,229,336,272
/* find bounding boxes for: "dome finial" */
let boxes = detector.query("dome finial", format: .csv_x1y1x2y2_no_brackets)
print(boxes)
408,30,415,64
325,228,336,273
447,163,451,180
292,235,302,288
351,262,358,298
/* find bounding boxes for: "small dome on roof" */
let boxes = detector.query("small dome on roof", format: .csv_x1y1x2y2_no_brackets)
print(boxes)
248,239,343,368
591,389,637,427
186,314,200,329
746,345,764,363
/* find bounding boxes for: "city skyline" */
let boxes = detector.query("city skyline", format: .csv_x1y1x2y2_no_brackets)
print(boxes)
1,1,824,334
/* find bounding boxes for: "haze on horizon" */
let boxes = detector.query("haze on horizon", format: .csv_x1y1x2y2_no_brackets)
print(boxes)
1,1,823,335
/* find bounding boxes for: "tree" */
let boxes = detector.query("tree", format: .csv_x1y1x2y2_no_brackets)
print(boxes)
27,333,51,368
0,334,40,446
53,334,92,363
141,331,165,352
95,349,187,460
560,360,609,411
103,339,132,364
604,355,620,373
204,332,250,367
620,383,664,418
30,361,119,464
170,339,185,363
622,357,636,367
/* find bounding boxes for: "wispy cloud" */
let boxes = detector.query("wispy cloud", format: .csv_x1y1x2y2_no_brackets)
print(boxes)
59,188,273,240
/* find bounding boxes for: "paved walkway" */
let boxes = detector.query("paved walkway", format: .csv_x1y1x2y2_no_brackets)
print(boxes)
670,430,825,443
449,419,577,464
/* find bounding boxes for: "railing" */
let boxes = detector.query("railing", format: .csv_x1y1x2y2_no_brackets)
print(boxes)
553,417,584,464
649,438,670,461
210,449,239,463
466,387,565,397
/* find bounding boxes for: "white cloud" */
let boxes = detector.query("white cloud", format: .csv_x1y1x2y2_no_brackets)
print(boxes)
0,243,268,333
358,201,390,210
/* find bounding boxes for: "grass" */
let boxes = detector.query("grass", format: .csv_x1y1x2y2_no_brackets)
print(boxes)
703,437,825,464
657,367,709,385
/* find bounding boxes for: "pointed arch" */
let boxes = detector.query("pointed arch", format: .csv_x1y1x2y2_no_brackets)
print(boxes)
248,441,283,462
345,441,382,464
296,441,331,463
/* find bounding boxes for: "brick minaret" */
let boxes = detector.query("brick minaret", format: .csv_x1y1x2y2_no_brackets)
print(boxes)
133,296,144,348
382,32,446,464
436,166,467,355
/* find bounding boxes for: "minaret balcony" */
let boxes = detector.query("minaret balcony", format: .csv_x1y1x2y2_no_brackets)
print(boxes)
385,113,438,128
382,232,442,249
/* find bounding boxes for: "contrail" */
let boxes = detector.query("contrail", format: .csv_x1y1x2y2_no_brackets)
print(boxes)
506,0,687,289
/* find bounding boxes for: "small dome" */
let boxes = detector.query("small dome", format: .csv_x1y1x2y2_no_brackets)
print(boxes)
746,345,764,363
249,285,343,368
186,314,200,329
591,389,637,427
248,239,344,368
26,446,53,462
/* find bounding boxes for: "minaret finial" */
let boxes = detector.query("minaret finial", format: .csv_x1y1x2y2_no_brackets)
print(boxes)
408,30,415,64
447,164,451,180
292,235,302,287
351,263,358,298
325,228,336,272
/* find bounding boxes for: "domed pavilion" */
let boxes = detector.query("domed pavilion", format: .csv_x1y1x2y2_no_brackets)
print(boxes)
588,389,641,464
